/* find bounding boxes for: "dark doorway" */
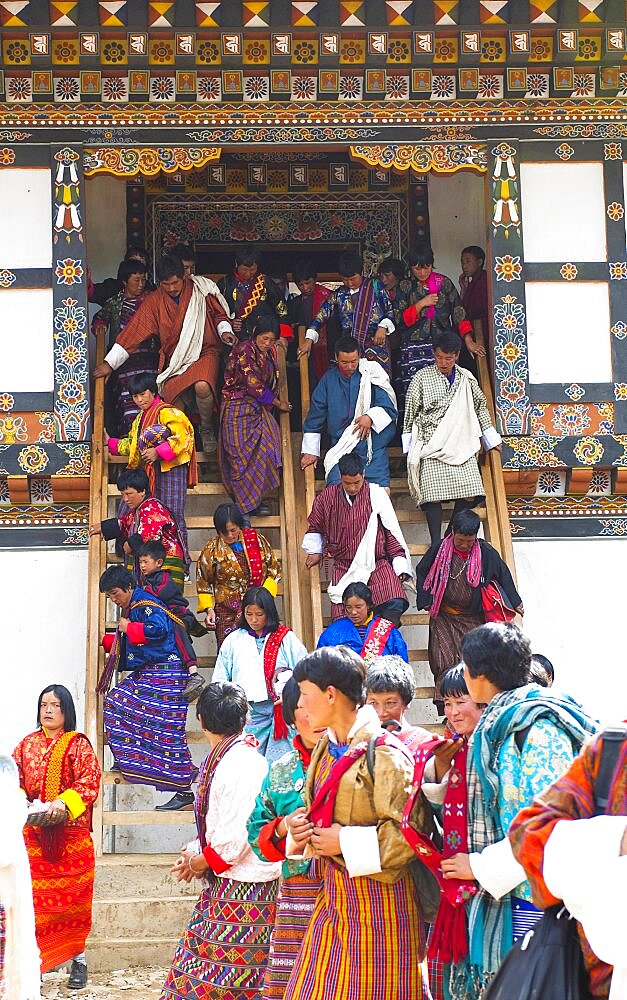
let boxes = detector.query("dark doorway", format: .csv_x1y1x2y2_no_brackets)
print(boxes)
196,242,361,281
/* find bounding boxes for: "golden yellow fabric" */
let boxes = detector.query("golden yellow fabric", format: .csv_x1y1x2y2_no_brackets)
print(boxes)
116,404,194,472
58,787,86,821
196,531,281,610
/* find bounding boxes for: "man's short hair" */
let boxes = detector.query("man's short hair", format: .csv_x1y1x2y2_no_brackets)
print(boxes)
462,245,485,265
118,467,149,494
451,509,481,536
156,255,184,282
138,540,166,562
434,330,463,355
293,647,366,708
334,335,360,357
293,257,317,283
235,246,262,268
338,452,365,477
169,243,196,264
461,623,531,691
197,682,248,736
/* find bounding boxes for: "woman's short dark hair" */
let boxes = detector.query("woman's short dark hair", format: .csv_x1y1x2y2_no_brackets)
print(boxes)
342,582,373,608
439,663,469,700
408,244,435,267
462,245,485,265
38,684,77,732
338,452,364,477
128,372,159,396
156,254,184,282
293,647,366,708
281,676,301,728
196,682,248,736
293,257,316,283
99,565,134,593
338,251,363,278
378,257,405,281
251,311,280,339
118,258,147,284
366,655,415,707
236,586,280,633
434,331,463,355
461,623,531,691
334,335,361,357
451,509,481,537
117,467,149,494
235,246,262,267
213,502,245,535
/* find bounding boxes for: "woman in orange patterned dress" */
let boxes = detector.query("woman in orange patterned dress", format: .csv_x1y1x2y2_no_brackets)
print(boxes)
13,685,101,991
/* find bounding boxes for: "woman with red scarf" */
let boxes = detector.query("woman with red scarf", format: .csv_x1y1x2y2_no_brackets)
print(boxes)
416,508,522,715
212,587,308,762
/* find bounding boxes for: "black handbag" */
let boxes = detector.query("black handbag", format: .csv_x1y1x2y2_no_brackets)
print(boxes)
484,905,591,1000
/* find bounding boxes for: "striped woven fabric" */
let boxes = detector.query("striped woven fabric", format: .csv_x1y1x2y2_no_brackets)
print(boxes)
219,399,281,515
161,876,278,999
284,863,430,1000
262,873,322,1000
103,663,194,791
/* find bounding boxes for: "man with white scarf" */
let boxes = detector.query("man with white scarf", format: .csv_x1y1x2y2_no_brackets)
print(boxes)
300,336,398,487
302,452,412,627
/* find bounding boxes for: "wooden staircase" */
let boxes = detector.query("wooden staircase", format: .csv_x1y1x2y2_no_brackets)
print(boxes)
296,324,517,730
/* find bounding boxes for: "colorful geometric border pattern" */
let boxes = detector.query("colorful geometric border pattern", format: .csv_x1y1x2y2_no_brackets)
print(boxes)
0,501,89,547
507,494,627,538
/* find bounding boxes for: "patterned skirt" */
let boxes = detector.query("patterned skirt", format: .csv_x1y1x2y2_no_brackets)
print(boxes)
24,826,95,973
428,611,483,704
219,398,281,515
262,873,322,1000
215,596,243,651
153,463,191,571
284,864,430,1000
401,342,434,397
0,903,4,989
103,663,195,791
160,876,279,1000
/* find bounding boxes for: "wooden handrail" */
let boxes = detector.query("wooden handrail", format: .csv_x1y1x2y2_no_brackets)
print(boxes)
277,347,304,638
298,331,324,643
85,330,109,855
473,320,517,578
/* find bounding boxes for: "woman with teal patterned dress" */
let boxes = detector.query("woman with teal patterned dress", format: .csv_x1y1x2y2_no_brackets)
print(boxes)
247,678,324,1000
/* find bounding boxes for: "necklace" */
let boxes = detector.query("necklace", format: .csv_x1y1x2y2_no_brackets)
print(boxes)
449,557,467,580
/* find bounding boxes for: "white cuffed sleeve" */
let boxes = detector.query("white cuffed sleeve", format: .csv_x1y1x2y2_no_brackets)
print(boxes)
301,432,321,457
402,431,412,454
378,318,395,335
392,555,412,577
305,328,319,343
302,532,323,554
421,758,450,806
365,406,393,434
481,426,502,450
469,835,527,900
217,320,233,336
339,825,382,878
104,343,130,371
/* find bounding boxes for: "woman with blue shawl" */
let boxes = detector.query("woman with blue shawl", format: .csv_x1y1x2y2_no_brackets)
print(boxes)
440,622,597,996
316,582,408,663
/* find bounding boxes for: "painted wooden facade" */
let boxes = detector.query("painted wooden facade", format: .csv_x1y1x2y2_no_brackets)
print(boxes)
1,0,627,543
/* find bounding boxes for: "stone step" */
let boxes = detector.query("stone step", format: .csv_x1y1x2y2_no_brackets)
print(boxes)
92,895,195,940
88,936,179,974
95,854,195,899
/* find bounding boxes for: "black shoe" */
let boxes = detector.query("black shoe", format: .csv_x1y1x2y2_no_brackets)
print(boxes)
155,791,195,811
251,501,271,516
67,960,88,990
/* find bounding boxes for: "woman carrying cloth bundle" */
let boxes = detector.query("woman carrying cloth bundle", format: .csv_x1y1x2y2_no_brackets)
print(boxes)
13,685,101,991
213,587,307,763
196,503,280,651
106,372,196,570
316,582,408,663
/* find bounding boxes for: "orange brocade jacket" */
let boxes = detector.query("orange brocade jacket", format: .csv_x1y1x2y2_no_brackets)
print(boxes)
13,729,102,830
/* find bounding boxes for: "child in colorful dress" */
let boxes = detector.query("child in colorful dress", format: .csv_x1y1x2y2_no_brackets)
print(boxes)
247,678,324,1000
106,371,196,570
138,540,205,703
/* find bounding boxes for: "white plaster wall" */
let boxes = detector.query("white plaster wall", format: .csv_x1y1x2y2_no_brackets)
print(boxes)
427,171,487,289
0,548,88,755
0,168,52,268
513,538,626,724
84,174,127,282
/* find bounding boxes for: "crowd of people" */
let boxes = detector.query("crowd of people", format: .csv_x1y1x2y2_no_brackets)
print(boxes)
2,241,625,1000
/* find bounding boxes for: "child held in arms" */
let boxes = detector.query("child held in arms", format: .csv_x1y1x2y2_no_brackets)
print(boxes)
107,372,197,571
138,539,205,702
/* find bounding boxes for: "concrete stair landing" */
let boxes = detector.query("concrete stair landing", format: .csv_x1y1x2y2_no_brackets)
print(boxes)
89,854,197,973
